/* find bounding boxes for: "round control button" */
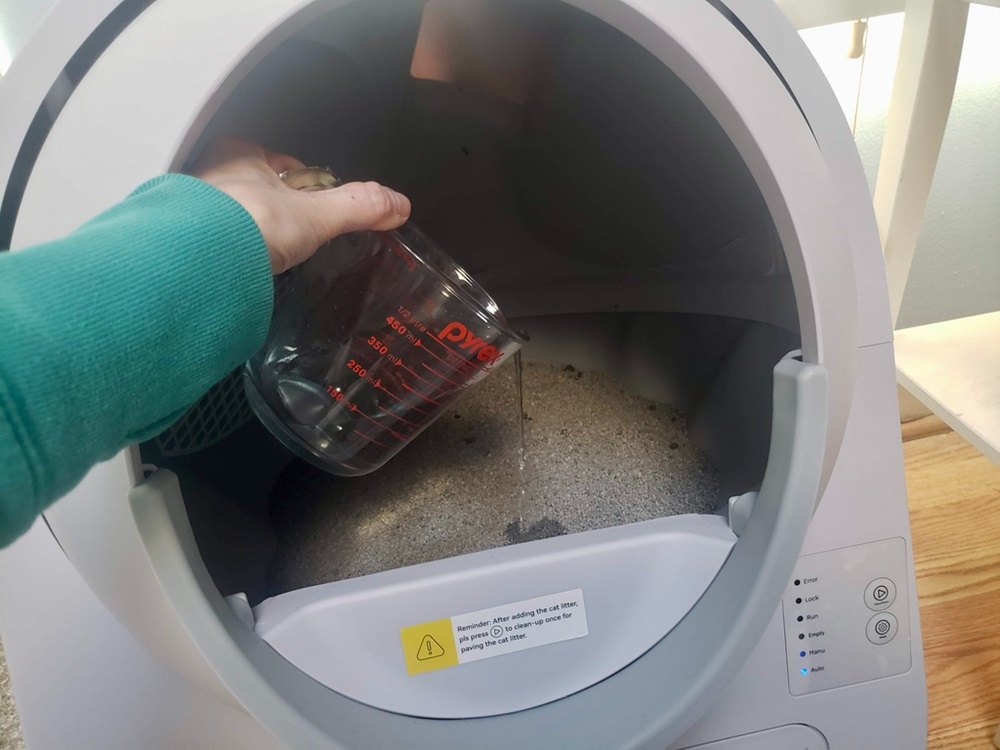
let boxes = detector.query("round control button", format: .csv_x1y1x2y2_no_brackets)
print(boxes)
866,612,898,645
864,577,897,610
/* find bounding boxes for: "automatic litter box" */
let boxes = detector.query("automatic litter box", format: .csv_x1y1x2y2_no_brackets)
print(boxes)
0,1,927,747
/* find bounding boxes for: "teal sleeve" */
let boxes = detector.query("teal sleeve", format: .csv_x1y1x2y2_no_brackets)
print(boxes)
0,173,273,546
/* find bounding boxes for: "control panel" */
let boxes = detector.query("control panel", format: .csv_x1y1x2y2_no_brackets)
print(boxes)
782,537,911,695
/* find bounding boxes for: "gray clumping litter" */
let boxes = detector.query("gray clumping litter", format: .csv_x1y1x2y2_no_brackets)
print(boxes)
505,516,568,544
265,361,720,594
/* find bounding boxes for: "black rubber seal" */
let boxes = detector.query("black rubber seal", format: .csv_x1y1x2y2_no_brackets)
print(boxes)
704,0,815,139
1,0,814,252
0,0,156,251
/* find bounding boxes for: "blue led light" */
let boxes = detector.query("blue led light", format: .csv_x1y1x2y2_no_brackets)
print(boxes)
799,651,806,657
800,667,808,675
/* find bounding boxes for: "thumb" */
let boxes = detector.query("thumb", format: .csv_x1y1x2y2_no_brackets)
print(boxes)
310,181,411,241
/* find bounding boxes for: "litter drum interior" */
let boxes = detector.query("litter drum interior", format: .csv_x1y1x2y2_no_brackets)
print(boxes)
141,0,802,605
264,355,720,591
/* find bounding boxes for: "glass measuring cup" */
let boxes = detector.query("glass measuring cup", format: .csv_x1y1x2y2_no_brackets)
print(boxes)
244,167,524,476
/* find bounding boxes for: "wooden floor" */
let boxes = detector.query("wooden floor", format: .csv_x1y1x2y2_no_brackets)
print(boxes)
904,416,1000,749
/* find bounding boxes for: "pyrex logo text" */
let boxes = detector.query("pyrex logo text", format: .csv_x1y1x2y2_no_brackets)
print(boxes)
437,322,503,364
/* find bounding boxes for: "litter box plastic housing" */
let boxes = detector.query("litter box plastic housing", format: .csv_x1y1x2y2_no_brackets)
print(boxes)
0,1,926,748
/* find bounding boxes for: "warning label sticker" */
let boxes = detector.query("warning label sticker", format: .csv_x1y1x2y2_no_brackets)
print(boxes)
400,589,588,675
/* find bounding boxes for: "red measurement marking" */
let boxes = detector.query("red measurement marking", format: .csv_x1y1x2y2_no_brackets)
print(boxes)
354,429,390,448
420,327,493,369
410,402,433,417
420,332,468,361
395,358,437,388
377,405,421,429
396,359,451,396
352,403,379,425
396,306,429,333
386,427,407,441
351,402,405,440
382,232,417,271
421,361,462,386
414,338,451,366
372,378,401,402
400,380,442,406
369,388,430,417
423,335,490,375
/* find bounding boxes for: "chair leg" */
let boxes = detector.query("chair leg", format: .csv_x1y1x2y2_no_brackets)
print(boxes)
993,720,1000,749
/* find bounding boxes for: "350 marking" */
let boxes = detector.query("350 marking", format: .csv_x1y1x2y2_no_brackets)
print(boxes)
367,335,390,356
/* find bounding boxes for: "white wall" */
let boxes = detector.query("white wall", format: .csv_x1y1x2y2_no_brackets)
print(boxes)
800,6,1000,330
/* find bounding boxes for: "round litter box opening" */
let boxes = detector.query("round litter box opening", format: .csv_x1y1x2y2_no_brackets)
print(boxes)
144,0,803,604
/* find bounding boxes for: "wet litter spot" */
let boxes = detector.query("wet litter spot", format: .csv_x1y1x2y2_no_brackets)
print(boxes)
648,404,657,411
464,436,476,444
670,442,679,450
453,413,461,419
563,364,576,373
504,517,568,545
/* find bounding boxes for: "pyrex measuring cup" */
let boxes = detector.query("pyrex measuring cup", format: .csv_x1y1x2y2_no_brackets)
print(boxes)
244,167,524,476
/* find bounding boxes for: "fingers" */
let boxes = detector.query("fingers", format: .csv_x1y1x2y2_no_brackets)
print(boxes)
311,181,412,240
264,149,307,175
194,137,303,181
190,139,412,275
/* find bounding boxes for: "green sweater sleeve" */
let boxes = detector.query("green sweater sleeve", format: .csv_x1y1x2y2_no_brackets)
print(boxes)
0,173,273,546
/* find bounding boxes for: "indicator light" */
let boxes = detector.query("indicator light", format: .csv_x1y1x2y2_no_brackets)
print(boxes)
800,668,808,675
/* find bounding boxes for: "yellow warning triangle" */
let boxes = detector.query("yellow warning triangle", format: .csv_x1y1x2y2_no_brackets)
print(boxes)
416,634,446,661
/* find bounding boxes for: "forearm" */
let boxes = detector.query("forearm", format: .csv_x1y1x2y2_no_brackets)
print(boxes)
0,174,273,545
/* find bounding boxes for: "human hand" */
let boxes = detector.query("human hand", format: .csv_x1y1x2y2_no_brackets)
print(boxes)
194,139,411,274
